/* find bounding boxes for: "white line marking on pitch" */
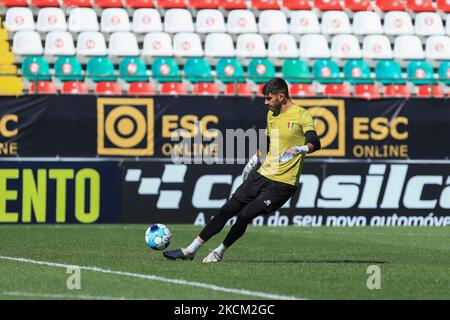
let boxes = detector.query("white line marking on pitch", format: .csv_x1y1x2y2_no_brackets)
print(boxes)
0,291,147,300
0,255,303,300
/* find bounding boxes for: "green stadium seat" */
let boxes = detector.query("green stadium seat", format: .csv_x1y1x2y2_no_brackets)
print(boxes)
282,59,311,84
375,60,404,85
184,57,214,83
119,57,148,82
216,58,246,84
22,56,51,81
248,58,275,84
312,59,341,84
86,57,116,82
406,60,434,85
151,57,181,83
343,59,372,84
54,56,83,82
438,61,450,86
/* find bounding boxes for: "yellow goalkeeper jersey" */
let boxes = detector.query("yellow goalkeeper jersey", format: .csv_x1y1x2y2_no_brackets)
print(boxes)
258,104,316,186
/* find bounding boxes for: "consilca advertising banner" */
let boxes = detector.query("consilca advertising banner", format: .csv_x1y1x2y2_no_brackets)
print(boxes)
121,161,450,226
1,96,450,159
0,161,121,223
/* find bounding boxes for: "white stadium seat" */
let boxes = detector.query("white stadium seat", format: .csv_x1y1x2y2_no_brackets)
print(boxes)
108,32,140,56
227,10,258,34
142,32,173,56
101,8,131,33
44,31,75,56
173,32,203,57
132,9,163,33
299,34,330,59
5,7,35,32
13,31,43,55
258,10,288,34
36,8,67,32
384,11,414,36
393,35,424,60
289,11,320,34
425,36,450,60
321,11,351,35
204,33,235,57
164,9,195,33
447,14,450,35
68,8,99,33
235,33,267,57
267,34,298,58
331,35,362,59
76,31,107,56
196,9,226,33
353,11,383,35
362,35,393,59
415,13,445,36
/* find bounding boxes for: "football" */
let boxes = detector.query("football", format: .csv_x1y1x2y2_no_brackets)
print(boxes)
145,224,172,250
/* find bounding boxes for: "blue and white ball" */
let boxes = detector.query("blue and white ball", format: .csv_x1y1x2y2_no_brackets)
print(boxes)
145,224,172,250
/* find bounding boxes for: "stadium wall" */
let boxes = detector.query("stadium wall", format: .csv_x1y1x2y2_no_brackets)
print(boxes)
1,96,449,226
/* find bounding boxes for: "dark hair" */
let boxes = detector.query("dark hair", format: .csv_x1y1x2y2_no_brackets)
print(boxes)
262,77,290,98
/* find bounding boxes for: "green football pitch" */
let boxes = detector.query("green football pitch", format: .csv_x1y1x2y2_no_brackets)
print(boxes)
0,225,449,300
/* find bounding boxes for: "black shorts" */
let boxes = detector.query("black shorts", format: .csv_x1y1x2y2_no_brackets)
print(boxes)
231,171,297,214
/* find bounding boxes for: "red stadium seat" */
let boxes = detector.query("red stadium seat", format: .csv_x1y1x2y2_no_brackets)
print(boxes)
290,83,315,97
406,0,435,12
61,81,90,94
354,84,381,100
93,0,123,7
192,82,221,95
314,0,343,10
251,0,280,10
220,0,247,9
225,83,252,96
127,82,156,96
188,0,219,9
376,0,405,11
30,0,59,7
344,0,371,11
282,0,312,10
29,81,58,94
323,84,351,97
1,0,28,6
417,84,445,97
95,82,122,95
62,0,91,7
437,0,450,12
125,0,155,8
384,84,411,97
160,82,188,95
156,0,186,8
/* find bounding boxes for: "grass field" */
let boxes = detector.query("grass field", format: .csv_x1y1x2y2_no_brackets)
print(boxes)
0,224,449,300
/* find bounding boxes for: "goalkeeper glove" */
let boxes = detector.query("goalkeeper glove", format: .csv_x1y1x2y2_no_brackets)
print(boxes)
242,151,261,181
279,145,309,163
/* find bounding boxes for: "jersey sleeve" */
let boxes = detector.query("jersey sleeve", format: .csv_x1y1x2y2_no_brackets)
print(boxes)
300,109,315,133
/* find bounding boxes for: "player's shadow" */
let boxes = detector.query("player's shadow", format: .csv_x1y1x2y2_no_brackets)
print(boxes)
233,259,388,264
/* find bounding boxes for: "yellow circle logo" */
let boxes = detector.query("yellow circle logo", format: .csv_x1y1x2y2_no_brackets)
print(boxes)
104,106,146,148
307,107,338,149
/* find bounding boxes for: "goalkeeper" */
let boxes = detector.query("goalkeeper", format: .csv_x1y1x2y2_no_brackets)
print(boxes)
163,77,321,263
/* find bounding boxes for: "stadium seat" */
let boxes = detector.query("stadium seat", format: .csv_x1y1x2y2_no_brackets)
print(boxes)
416,84,445,97
54,56,84,82
164,9,194,33
321,11,351,35
446,15,450,35
151,57,181,82
405,0,434,12
313,59,342,84
0,41,10,52
0,65,17,75
196,9,226,33
330,35,362,59
376,0,405,11
425,36,450,60
94,81,122,95
0,76,23,95
383,11,414,36
289,11,320,34
30,0,59,7
157,0,187,9
132,9,163,33
29,81,57,94
184,57,214,83
344,0,371,11
62,0,91,7
93,0,123,8
68,8,100,33
323,84,351,97
86,57,116,82
354,84,381,99
5,8,35,32
267,34,298,58
436,0,450,12
247,58,275,83
127,82,155,95
77,32,108,56
438,61,450,85
192,82,221,95
352,11,383,35
225,83,252,96
258,10,288,34
220,0,247,9
1,0,28,7
394,35,425,60
142,32,174,56
251,0,280,9
375,60,405,84
204,33,235,57
119,57,148,82
343,59,372,84
289,83,314,97
125,0,155,8
282,59,311,84
227,10,258,34
44,31,76,56
216,58,246,83
61,81,90,94
414,13,445,36
314,0,343,11
13,31,43,56
299,34,330,59
384,84,411,97
362,35,393,60
36,8,67,32
282,0,311,10
22,56,51,81
108,32,140,56
173,33,204,57
407,60,434,85
235,33,267,58
188,0,220,9
0,52,14,65
101,8,131,33
160,82,189,94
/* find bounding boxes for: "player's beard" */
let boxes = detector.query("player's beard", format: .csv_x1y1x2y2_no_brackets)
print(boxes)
269,99,283,116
